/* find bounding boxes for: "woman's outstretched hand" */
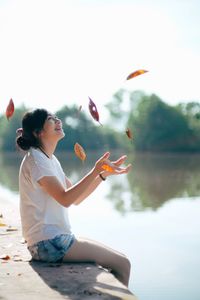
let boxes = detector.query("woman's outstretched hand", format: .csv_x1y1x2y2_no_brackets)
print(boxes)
94,152,132,179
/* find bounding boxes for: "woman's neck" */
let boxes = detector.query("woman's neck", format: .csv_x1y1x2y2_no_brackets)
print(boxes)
39,141,57,159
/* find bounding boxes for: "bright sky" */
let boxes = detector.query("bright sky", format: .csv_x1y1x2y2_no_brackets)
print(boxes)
0,0,199,116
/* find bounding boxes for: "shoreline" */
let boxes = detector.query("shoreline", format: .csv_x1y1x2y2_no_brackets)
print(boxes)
0,191,138,300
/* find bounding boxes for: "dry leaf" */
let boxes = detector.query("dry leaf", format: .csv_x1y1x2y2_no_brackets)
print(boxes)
126,69,148,80
0,254,11,260
6,227,18,232
6,98,15,120
88,97,102,125
101,160,121,172
102,164,114,172
74,143,86,161
125,128,133,139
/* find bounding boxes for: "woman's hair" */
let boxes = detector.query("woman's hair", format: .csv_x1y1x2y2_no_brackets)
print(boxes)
16,108,48,151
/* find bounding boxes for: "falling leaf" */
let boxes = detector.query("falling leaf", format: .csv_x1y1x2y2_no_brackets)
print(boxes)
125,128,133,139
6,98,15,120
126,69,148,80
88,97,102,125
74,143,86,162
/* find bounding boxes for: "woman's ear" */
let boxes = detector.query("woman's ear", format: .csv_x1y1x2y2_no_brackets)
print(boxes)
33,130,41,138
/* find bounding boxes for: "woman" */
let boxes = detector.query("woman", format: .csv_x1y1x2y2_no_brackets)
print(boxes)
16,108,132,286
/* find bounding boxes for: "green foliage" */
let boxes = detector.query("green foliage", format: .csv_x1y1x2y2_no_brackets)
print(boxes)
0,104,123,153
0,92,200,153
128,93,198,152
176,102,200,132
55,105,122,152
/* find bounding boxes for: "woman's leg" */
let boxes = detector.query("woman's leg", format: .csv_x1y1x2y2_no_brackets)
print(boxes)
62,237,131,287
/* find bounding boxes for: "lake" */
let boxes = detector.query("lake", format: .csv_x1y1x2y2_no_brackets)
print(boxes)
0,151,200,300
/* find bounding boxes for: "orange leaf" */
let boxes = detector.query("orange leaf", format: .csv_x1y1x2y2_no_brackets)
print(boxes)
6,98,15,120
125,128,133,139
126,69,148,80
74,143,86,161
102,164,114,172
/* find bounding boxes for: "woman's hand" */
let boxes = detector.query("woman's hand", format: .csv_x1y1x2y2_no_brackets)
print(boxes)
94,153,132,179
93,152,111,174
103,155,132,177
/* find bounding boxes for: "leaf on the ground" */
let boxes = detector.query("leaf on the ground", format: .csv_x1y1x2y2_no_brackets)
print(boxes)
0,254,11,260
6,227,18,232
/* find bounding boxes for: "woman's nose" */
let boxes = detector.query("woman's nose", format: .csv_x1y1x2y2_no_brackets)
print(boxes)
56,118,62,126
54,116,60,122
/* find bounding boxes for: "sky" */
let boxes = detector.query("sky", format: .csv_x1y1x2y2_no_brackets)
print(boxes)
0,0,200,116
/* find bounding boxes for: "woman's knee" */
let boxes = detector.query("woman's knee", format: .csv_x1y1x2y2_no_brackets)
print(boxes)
122,255,131,273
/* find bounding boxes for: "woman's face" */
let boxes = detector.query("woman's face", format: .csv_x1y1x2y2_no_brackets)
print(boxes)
40,114,65,142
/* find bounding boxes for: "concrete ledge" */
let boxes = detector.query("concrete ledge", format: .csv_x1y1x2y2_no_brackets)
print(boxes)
0,229,138,300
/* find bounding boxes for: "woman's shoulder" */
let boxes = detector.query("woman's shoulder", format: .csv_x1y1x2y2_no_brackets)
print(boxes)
27,148,50,167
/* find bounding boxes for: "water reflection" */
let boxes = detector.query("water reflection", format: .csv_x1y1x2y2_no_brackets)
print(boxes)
106,152,200,212
1,151,200,212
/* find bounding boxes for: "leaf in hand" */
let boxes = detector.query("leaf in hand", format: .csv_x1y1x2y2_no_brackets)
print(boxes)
74,142,86,162
102,164,114,172
88,97,102,125
102,160,120,172
126,69,148,80
6,98,15,120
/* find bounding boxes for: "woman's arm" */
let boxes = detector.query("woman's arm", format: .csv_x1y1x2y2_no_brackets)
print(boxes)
73,155,130,205
38,152,131,208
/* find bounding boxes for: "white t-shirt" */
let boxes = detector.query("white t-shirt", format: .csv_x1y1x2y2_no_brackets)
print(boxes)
19,147,72,246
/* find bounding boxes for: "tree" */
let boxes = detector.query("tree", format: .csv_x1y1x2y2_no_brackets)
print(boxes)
128,93,195,152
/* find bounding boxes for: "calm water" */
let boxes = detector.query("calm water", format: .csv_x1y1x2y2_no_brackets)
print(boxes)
0,151,200,300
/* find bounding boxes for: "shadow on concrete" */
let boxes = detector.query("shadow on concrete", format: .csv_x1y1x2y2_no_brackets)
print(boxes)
29,260,135,300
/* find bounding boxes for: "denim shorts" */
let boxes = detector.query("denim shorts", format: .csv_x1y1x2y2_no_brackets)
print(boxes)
28,233,75,263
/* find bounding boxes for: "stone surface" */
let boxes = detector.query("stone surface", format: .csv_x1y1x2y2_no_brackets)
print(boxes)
0,197,138,300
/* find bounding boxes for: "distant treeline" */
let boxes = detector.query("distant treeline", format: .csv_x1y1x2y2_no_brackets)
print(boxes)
0,90,200,153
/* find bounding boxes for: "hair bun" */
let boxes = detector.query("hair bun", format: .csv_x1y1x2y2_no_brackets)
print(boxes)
16,135,31,151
